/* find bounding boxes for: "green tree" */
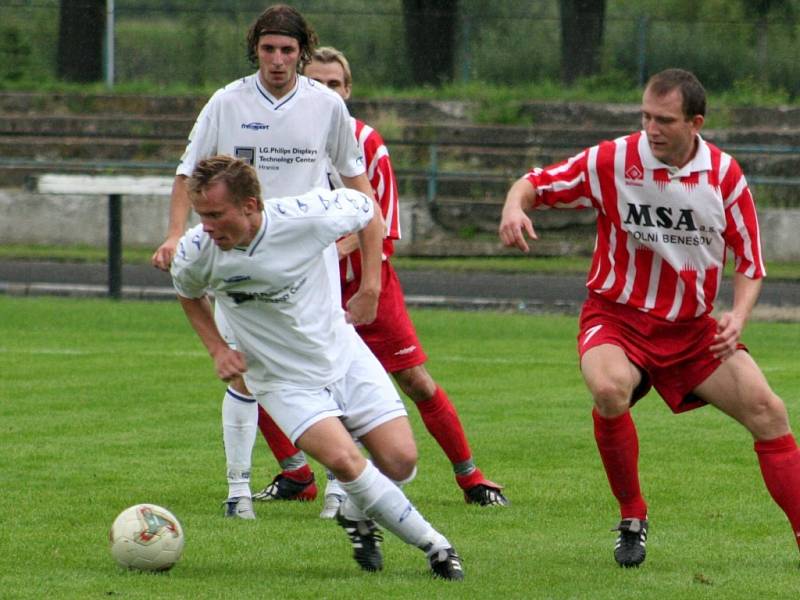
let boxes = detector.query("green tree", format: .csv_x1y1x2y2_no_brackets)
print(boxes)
741,0,796,84
402,0,459,86
559,0,606,85
57,0,105,83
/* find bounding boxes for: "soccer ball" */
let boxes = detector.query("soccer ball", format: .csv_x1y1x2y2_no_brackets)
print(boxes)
109,503,185,572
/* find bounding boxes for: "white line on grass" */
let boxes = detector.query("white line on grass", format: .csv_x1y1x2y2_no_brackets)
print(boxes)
0,347,206,357
3,347,561,365
2,348,793,373
428,355,575,366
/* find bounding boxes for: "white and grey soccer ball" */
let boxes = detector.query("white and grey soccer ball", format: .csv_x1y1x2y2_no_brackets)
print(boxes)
109,504,185,571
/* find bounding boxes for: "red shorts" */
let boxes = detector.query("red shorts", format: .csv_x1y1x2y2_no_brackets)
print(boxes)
577,293,745,413
342,260,427,373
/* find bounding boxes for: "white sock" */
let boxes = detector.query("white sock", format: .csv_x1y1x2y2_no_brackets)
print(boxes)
325,470,346,497
340,461,450,554
222,387,257,499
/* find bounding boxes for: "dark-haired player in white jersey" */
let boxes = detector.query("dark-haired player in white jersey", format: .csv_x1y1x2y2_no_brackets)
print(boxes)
500,68,800,569
172,155,463,579
152,5,375,517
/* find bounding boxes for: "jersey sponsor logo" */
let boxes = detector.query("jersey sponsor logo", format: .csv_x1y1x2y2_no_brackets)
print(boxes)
227,277,308,305
318,194,330,210
223,275,252,283
624,204,716,246
241,122,269,131
234,146,256,166
393,345,417,356
296,198,309,212
624,203,698,232
228,291,256,305
625,165,644,186
191,233,203,250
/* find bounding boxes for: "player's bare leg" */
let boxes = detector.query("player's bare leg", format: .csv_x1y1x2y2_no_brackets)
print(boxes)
694,350,800,552
297,416,464,579
581,344,649,567
393,364,508,506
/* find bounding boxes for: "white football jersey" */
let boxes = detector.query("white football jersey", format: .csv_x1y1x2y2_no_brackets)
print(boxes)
177,73,365,196
171,187,374,393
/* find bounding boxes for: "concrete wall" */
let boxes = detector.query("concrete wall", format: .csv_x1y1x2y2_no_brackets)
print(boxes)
2,189,799,261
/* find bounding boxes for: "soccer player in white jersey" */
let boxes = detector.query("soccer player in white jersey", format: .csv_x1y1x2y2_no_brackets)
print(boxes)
299,46,508,516
151,5,375,514
500,68,800,568
171,155,464,580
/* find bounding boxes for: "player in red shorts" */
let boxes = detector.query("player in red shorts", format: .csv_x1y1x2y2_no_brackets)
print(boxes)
253,46,507,512
500,68,800,568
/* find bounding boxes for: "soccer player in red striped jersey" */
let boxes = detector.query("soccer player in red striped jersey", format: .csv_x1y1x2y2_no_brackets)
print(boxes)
500,68,800,568
298,46,508,512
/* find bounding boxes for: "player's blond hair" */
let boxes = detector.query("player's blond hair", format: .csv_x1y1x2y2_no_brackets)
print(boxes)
188,156,263,210
310,46,353,87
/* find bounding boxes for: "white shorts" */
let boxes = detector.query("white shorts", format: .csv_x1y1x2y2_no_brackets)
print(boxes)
256,338,406,444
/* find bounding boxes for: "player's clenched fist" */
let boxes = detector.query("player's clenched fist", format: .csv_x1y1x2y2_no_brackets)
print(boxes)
211,346,248,382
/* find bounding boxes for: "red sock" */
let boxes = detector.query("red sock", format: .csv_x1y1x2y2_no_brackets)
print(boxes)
593,408,648,520
415,386,472,465
755,433,800,549
257,405,311,481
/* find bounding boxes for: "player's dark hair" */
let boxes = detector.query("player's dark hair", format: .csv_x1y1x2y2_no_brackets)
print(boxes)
188,156,263,210
246,4,319,69
646,68,706,119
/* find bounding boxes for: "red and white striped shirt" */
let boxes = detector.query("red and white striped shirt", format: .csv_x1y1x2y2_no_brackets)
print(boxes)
340,118,401,282
526,132,765,321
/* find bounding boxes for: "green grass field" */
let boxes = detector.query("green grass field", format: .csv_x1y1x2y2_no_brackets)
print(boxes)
1,296,799,599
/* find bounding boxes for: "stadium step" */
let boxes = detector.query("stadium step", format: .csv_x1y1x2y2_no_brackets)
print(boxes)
3,91,800,218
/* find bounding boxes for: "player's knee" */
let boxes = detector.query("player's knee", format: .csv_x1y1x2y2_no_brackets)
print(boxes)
395,366,436,402
393,465,417,487
378,445,418,482
590,378,633,415
325,447,367,482
745,390,789,437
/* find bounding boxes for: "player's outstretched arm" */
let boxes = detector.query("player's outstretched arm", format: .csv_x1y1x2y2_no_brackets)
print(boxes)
710,273,762,360
499,176,539,253
152,175,192,271
177,295,248,381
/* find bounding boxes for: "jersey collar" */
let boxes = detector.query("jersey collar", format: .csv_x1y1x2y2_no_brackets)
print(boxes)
245,210,269,256
638,132,711,178
253,73,300,111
